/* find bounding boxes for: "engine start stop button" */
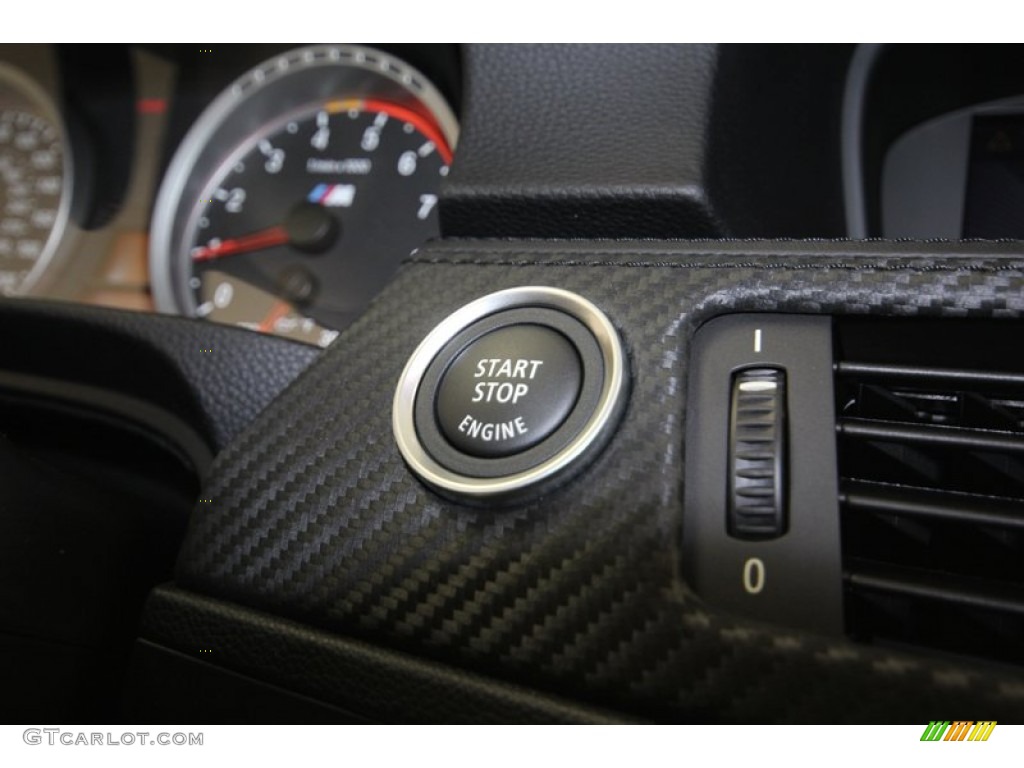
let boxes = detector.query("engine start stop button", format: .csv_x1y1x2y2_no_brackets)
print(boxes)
393,286,628,499
435,324,582,458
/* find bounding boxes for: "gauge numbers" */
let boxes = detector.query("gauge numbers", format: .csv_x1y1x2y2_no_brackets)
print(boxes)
186,98,451,345
150,45,458,348
0,108,67,295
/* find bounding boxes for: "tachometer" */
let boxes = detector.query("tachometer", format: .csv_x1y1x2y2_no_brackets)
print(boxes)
0,63,72,296
150,45,458,347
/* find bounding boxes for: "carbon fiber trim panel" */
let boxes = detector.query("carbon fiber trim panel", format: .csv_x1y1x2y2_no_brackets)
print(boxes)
176,239,1024,722
138,584,631,724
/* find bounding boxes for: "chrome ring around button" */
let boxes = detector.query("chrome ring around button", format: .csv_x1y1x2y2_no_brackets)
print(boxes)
392,286,628,500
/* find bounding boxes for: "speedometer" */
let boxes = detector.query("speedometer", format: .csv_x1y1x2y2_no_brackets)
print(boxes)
150,45,457,347
0,63,71,296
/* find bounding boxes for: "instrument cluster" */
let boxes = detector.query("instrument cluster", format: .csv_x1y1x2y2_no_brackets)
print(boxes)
0,44,462,346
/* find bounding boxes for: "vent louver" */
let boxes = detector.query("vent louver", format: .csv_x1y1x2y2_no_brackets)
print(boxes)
835,319,1024,666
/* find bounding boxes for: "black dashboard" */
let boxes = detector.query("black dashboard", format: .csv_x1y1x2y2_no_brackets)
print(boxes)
2,43,1024,725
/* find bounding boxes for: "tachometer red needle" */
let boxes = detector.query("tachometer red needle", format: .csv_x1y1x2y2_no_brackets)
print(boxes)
258,300,293,333
191,225,289,262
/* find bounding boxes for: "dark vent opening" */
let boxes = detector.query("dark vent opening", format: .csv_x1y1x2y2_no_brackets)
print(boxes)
835,318,1024,667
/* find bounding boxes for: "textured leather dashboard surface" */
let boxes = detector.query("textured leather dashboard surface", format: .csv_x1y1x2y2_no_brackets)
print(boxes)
0,298,319,449
444,45,851,240
443,44,721,238
175,239,1024,722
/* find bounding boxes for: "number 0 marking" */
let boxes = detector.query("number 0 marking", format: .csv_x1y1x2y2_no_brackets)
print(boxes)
743,557,765,594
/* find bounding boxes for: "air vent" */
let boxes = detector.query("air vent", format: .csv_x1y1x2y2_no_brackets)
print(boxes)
835,318,1024,666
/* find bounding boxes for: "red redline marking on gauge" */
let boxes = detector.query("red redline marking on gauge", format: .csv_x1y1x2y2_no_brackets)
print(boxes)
350,99,454,165
191,225,289,262
136,98,167,115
